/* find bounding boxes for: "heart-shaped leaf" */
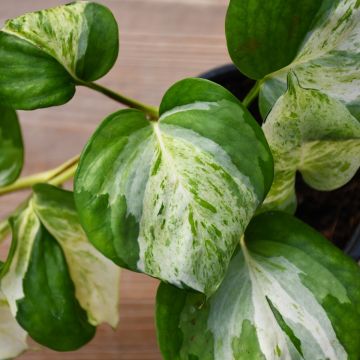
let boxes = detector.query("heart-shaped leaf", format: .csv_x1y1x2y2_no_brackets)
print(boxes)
0,1,118,110
0,106,23,186
225,0,323,79
32,184,120,328
0,262,27,360
156,212,360,360
75,78,273,296
261,72,360,213
0,204,96,351
260,0,360,118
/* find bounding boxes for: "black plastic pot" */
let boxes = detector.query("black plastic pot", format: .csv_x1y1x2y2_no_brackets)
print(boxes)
200,64,360,262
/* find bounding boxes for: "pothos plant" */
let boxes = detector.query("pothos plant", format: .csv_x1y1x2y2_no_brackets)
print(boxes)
0,0,359,359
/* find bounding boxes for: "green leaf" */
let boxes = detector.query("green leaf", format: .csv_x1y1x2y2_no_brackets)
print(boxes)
0,220,10,244
260,0,360,119
156,212,360,360
75,78,273,296
32,183,120,328
0,1,119,110
259,77,287,119
225,0,323,79
260,72,360,212
0,106,23,186
0,288,27,360
0,204,95,351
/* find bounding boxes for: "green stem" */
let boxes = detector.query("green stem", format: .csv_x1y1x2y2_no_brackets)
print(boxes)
0,155,79,197
49,163,78,187
0,82,158,237
79,81,159,120
0,161,78,244
242,80,262,108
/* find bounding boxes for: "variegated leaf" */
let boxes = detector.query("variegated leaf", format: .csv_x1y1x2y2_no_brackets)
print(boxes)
75,78,273,296
0,288,27,360
0,106,23,186
156,212,360,360
32,184,120,328
261,72,360,212
0,203,95,351
0,1,118,109
1,206,39,316
260,0,360,119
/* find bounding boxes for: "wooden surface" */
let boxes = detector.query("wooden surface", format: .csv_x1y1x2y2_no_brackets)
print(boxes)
0,1,230,359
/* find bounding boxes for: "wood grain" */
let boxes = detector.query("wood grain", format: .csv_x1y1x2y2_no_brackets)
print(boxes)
0,0,229,358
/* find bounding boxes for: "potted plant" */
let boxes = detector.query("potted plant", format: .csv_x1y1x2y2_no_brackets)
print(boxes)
0,1,359,359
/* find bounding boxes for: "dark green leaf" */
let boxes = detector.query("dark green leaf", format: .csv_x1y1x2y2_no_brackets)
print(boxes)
16,224,95,351
0,106,23,186
74,2,119,82
32,184,120,328
225,0,323,79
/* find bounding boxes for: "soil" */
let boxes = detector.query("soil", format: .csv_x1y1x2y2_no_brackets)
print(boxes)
200,64,360,252
295,171,360,249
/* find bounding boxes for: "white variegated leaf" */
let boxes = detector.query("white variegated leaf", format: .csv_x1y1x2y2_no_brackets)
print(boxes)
2,2,87,78
0,289,27,360
75,78,274,296
0,199,96,351
2,1,117,81
137,120,259,293
156,212,360,360
260,0,360,118
32,184,120,328
1,204,40,316
0,1,118,109
261,72,360,212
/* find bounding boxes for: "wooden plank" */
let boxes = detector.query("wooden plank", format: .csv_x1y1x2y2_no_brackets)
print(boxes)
0,0,230,358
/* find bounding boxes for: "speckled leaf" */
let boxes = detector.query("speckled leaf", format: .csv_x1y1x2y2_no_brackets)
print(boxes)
0,1,118,110
0,204,95,351
0,106,23,186
75,78,273,296
0,262,27,360
260,0,360,119
261,73,360,212
156,212,360,360
32,183,120,328
225,0,323,79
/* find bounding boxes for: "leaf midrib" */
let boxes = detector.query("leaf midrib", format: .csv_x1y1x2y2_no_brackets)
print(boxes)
151,121,218,222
